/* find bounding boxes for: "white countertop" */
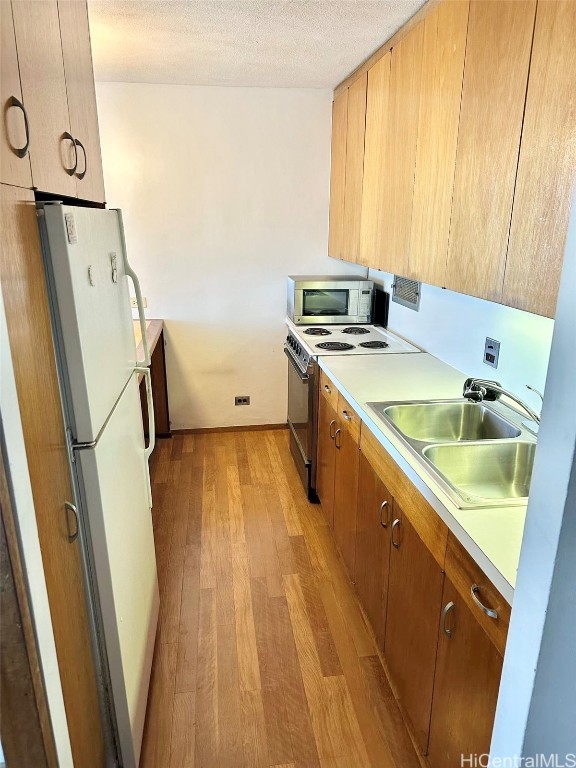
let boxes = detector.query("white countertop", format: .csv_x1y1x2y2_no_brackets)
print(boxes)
318,352,527,604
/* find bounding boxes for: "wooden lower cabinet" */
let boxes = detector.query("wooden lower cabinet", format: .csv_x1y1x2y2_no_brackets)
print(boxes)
317,391,337,527
332,401,360,580
354,452,393,650
428,576,504,767
384,503,445,753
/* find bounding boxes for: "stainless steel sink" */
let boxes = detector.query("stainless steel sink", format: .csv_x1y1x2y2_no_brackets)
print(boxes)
379,401,521,442
366,398,537,508
422,441,536,505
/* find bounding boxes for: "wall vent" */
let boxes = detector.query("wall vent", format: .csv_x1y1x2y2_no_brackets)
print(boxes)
391,276,421,311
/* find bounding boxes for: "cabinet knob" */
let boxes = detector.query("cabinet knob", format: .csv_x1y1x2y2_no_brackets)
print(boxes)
324,384,331,394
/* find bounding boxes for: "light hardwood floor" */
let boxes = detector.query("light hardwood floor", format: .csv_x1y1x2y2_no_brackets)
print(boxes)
140,429,423,768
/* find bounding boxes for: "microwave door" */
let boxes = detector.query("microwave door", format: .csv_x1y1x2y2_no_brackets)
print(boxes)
303,289,349,318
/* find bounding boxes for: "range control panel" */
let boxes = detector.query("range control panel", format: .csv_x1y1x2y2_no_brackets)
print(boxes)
285,333,311,373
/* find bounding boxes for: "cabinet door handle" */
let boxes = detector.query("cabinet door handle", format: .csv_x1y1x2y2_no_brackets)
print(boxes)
7,96,30,158
442,601,455,637
62,132,78,175
324,383,332,394
329,419,336,439
471,585,498,619
379,500,389,528
334,428,342,449
64,501,79,543
342,410,351,421
391,518,401,548
74,138,87,180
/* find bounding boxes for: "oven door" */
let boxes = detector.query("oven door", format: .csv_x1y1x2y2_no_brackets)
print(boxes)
286,348,312,460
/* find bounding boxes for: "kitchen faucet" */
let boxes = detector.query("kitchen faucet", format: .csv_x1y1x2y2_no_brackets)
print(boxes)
463,378,542,426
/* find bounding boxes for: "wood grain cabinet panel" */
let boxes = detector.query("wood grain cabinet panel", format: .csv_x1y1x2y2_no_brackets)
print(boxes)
377,20,424,277
359,52,391,267
316,393,337,528
355,452,393,650
1,183,105,765
502,0,576,318
445,0,536,302
1,0,33,188
328,89,348,259
333,401,360,581
427,577,504,768
408,0,469,286
11,0,77,197
342,73,367,263
58,0,106,204
385,504,444,754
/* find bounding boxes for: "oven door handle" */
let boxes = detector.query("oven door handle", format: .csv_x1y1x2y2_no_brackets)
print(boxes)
284,347,309,381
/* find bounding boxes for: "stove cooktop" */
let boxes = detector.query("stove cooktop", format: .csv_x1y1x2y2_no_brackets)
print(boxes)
286,320,420,356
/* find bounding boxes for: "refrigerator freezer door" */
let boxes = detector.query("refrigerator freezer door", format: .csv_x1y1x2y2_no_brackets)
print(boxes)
40,203,137,442
78,374,158,768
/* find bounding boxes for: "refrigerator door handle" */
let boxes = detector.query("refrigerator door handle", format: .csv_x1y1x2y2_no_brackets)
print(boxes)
136,367,155,508
114,208,150,367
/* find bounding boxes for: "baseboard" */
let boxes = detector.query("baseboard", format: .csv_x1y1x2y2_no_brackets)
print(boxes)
172,423,288,435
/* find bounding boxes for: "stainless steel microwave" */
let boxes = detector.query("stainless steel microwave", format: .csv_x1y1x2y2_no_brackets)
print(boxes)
287,275,374,325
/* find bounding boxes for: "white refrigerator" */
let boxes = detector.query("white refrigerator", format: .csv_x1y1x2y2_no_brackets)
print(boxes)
37,202,159,767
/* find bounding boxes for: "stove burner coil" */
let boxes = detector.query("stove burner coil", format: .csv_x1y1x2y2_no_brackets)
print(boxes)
341,327,370,335
315,341,355,351
359,340,389,349
304,327,331,336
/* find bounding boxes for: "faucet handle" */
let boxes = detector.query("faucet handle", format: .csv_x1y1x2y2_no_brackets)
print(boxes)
526,384,544,404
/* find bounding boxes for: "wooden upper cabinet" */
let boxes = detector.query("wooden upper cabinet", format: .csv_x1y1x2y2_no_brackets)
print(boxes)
445,0,536,302
1,1,33,188
502,0,576,318
359,53,391,267
328,89,348,259
407,0,469,286
377,20,424,277
58,0,106,204
342,73,367,263
11,0,77,197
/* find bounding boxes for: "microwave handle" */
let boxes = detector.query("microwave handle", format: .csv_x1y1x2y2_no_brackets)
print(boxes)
284,347,309,381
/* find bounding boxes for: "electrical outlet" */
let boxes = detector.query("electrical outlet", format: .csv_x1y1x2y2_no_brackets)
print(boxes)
235,396,250,406
130,296,147,309
484,337,500,368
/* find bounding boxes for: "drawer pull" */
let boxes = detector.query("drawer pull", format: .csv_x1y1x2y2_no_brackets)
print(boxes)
329,419,336,439
342,410,351,421
324,384,332,394
334,428,342,449
64,501,79,543
471,585,498,619
379,500,389,528
442,601,455,637
62,131,78,176
7,96,30,158
74,137,87,180
391,518,401,548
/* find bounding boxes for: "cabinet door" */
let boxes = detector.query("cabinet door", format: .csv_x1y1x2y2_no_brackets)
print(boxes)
11,0,77,196
359,53,391,267
1,183,105,765
333,412,360,581
328,89,348,259
1,1,32,187
428,578,503,768
408,0,469,286
342,73,367,263
377,20,424,276
58,0,106,204
445,0,536,302
502,0,576,318
385,504,444,753
317,393,337,527
355,452,392,650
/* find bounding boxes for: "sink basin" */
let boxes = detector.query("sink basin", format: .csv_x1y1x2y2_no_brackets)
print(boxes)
378,401,521,442
422,441,536,504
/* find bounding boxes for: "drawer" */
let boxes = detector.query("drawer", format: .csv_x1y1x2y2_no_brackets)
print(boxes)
337,393,360,444
445,534,511,656
360,426,448,568
319,369,339,410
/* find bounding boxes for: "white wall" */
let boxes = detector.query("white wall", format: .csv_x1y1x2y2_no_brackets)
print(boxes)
96,82,365,429
368,269,554,402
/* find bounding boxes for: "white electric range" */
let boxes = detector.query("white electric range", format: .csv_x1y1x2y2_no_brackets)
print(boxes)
284,319,421,502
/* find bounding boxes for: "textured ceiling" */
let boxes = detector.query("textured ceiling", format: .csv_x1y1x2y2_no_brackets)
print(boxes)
88,0,425,88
